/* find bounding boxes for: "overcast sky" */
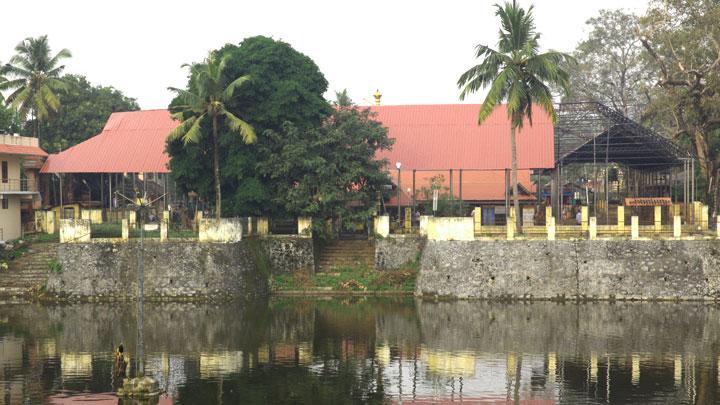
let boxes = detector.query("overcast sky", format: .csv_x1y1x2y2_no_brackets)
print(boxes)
0,0,649,109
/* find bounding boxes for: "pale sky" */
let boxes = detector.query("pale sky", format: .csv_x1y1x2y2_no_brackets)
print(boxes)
0,0,649,110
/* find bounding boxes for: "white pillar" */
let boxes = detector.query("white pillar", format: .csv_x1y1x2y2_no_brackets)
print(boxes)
547,216,556,241
631,216,639,240
589,217,597,240
674,216,682,239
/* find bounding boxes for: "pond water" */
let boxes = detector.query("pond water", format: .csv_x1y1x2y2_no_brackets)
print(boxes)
1,298,719,404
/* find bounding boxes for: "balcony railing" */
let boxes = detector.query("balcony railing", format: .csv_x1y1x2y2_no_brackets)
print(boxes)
0,178,38,193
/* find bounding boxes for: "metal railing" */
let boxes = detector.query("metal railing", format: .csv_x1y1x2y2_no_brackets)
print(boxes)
0,178,37,192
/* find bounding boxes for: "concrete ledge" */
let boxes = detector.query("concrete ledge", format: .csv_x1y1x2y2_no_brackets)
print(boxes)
427,217,474,241
199,218,243,242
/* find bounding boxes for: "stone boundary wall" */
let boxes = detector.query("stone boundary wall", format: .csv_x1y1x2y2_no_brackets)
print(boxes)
261,236,315,275
48,241,268,300
375,235,425,271
418,240,720,300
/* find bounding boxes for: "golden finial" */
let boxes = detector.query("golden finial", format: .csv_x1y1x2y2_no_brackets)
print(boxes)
373,89,382,106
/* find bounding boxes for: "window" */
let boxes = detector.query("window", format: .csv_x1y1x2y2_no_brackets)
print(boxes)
2,199,8,209
1,161,7,184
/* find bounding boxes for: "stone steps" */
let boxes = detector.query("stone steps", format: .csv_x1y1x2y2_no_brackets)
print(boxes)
1,243,57,297
317,240,375,272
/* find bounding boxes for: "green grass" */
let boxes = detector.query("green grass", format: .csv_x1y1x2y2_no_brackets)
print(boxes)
90,223,198,239
271,262,418,292
22,233,60,243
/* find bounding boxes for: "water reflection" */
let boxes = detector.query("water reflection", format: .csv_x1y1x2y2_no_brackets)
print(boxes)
0,299,719,403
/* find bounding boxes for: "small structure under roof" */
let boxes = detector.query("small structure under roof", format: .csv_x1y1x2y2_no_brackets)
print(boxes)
549,102,693,224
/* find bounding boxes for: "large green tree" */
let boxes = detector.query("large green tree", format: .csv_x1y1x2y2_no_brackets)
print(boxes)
457,0,573,232
639,0,720,213
168,55,257,220
262,92,393,236
36,74,139,151
0,35,71,138
566,10,653,117
167,36,331,217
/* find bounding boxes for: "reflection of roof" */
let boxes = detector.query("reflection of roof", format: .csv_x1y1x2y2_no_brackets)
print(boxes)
387,170,536,205
40,110,178,174
372,104,554,171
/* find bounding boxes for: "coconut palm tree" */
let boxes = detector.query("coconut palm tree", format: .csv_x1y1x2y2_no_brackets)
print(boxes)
0,35,71,137
458,0,573,233
167,56,256,219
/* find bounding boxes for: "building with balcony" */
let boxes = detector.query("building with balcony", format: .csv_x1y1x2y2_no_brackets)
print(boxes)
0,134,47,240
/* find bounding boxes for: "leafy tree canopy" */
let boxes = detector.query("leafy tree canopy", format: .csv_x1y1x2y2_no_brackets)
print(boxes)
167,36,332,217
565,10,654,117
262,102,393,235
35,74,139,152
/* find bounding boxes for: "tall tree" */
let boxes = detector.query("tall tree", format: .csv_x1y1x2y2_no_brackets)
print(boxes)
167,36,331,217
639,0,720,212
38,74,139,151
167,55,257,219
263,96,393,237
0,35,71,138
566,10,653,117
458,0,573,232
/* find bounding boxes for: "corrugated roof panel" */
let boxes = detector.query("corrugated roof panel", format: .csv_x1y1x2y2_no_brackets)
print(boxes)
41,110,178,174
372,104,554,171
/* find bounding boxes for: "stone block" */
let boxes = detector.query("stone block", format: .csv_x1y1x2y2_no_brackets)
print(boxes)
419,216,431,237
122,219,129,240
81,209,103,224
160,219,168,241
581,206,589,231
404,207,412,230
547,216,555,241
506,220,515,241
631,216,639,240
545,206,552,226
374,215,390,238
473,208,482,233
129,211,137,226
297,217,312,236
589,217,597,240
247,217,254,235
427,217,474,241
617,206,625,232
654,206,662,233
701,206,709,230
199,218,243,242
674,216,682,239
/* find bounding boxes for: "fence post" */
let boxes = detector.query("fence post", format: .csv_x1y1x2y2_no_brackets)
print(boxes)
701,206,709,231
298,217,312,236
257,217,269,236
122,219,129,240
473,207,482,235
404,207,411,231
589,217,597,240
674,216,682,239
617,206,625,233
506,219,515,241
654,206,662,233
547,216,556,241
631,216,639,240
160,219,168,241
581,206,589,232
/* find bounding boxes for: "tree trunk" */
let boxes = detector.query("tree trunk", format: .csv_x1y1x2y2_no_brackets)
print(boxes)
511,126,522,233
212,116,222,220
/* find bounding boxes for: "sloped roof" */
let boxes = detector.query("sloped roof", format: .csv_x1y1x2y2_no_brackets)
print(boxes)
0,144,48,158
40,109,178,174
372,104,555,171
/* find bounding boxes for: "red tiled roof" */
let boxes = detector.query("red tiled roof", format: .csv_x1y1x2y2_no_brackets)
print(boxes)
0,144,48,157
40,109,178,174
372,104,554,171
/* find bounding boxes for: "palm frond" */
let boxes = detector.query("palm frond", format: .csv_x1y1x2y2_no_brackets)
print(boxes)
182,114,206,144
477,67,514,124
166,116,197,142
222,75,251,102
222,108,256,144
